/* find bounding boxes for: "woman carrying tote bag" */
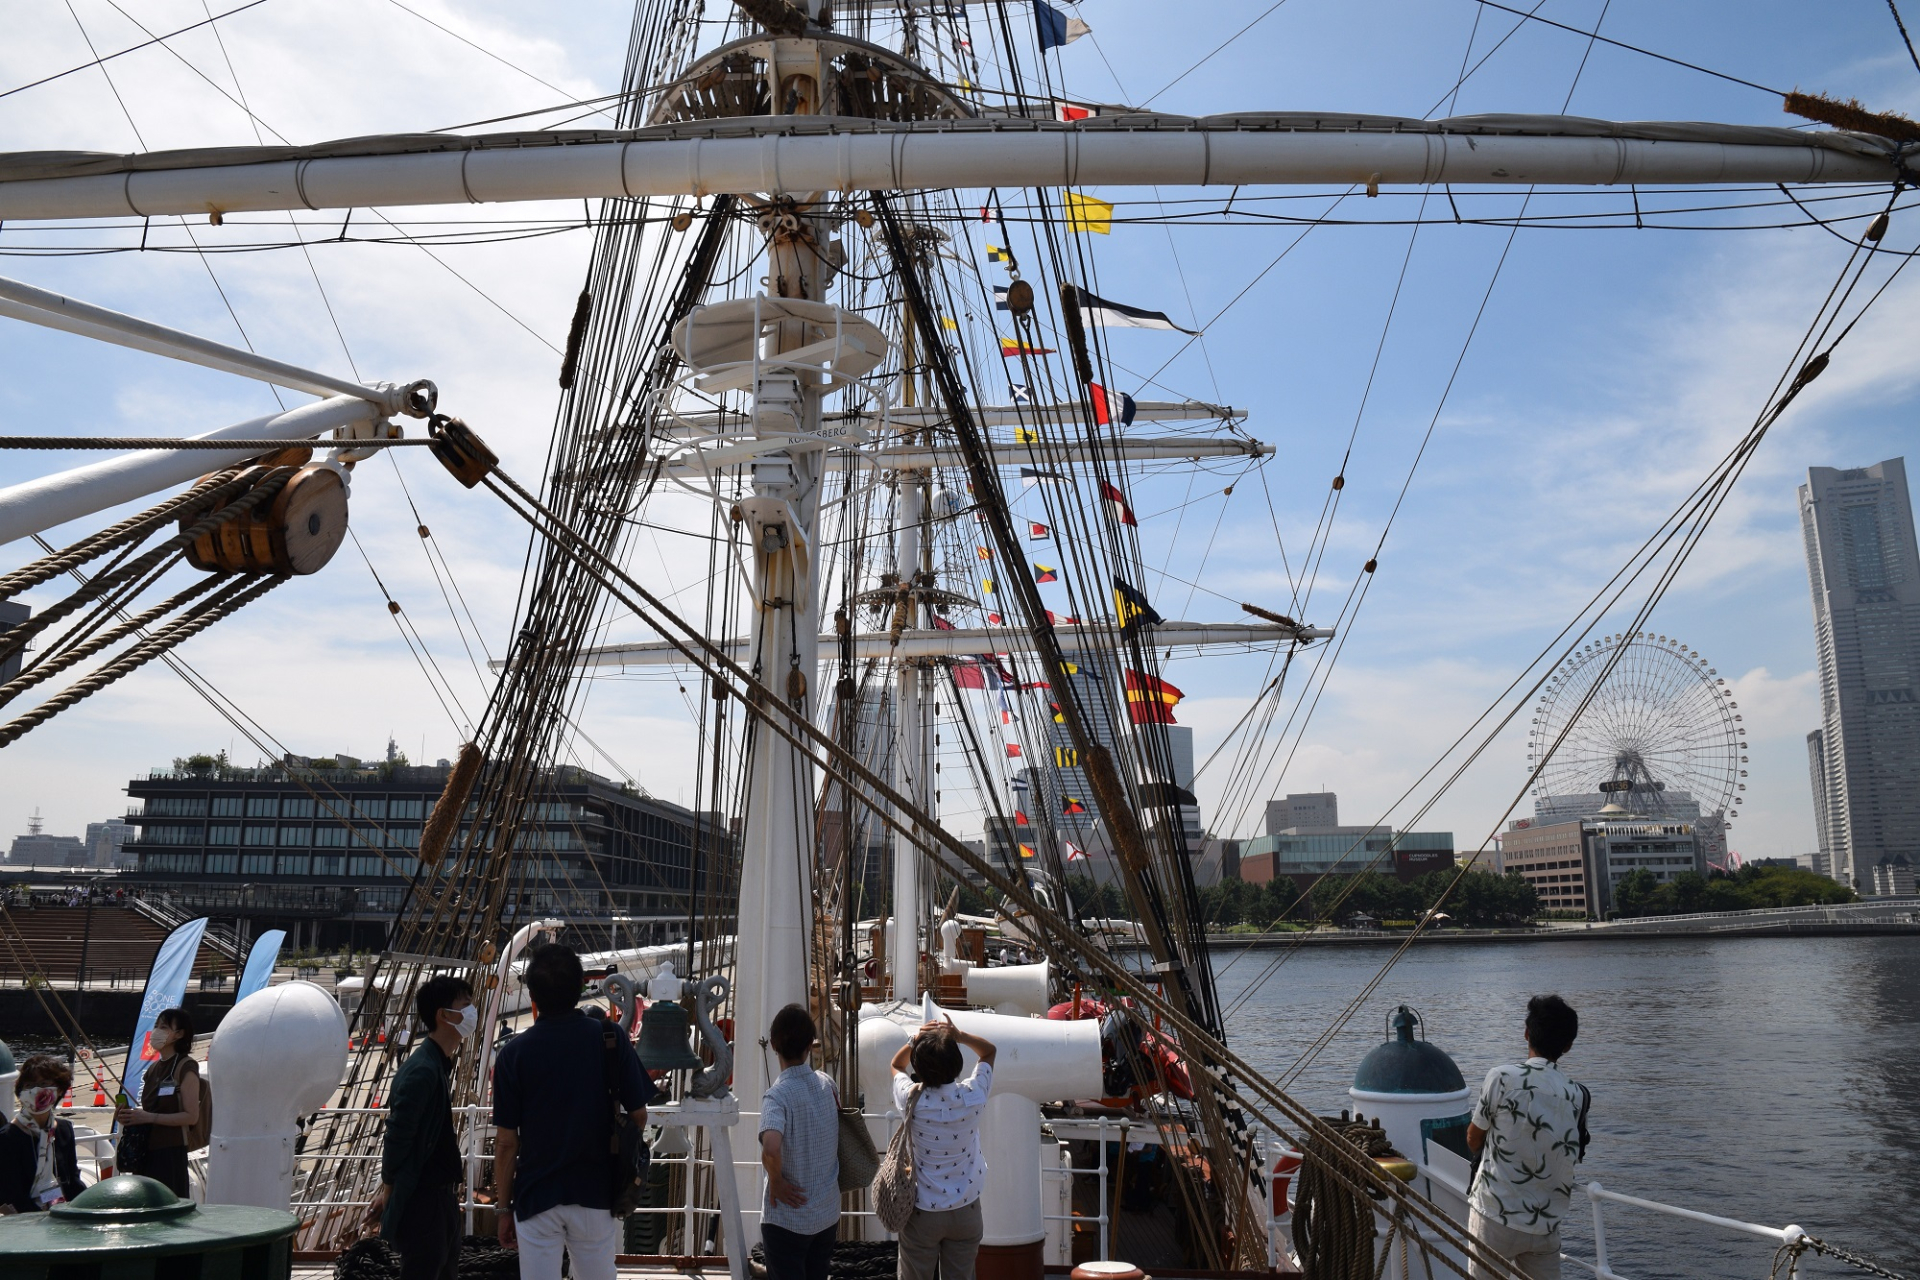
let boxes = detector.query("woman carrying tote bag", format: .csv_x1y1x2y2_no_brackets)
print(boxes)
881,1016,997,1280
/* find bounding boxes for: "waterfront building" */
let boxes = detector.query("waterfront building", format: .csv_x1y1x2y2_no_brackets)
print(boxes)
1238,829,1454,887
1016,657,1203,864
84,818,133,869
122,751,716,949
1799,457,1920,892
1195,836,1241,886
1264,791,1340,834
6,811,86,867
1502,813,1706,918
1871,856,1916,896
1236,790,1453,887
1806,730,1838,880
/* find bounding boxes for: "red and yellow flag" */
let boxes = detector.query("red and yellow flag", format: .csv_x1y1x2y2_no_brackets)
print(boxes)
1125,668,1185,724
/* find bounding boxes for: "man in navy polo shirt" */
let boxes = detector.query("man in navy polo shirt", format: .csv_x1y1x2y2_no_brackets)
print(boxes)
493,944,656,1280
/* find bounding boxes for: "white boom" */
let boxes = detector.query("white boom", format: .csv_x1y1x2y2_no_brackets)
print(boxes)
0,396,378,547
0,115,1897,221
551,620,1328,670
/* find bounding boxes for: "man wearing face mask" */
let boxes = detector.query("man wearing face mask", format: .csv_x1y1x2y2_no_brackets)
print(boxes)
366,975,476,1280
0,1056,87,1213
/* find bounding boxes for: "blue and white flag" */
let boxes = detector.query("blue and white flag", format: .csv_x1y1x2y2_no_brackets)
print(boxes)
129,918,207,1078
238,929,287,1002
1036,0,1092,51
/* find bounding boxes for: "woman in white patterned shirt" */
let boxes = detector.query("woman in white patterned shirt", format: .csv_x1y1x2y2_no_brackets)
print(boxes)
889,1015,997,1280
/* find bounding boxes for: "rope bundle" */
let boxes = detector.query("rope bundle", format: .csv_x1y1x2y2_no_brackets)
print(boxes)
1291,1116,1399,1280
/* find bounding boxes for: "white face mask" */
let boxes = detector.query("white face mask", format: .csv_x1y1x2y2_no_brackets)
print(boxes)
447,1005,478,1040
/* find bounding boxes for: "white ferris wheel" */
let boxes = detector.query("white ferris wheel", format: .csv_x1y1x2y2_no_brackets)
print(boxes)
1528,631,1747,822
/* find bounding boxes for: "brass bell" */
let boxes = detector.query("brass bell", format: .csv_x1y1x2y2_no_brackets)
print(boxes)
636,999,704,1072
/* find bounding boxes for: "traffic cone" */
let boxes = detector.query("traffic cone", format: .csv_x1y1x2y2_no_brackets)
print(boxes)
92,1085,106,1108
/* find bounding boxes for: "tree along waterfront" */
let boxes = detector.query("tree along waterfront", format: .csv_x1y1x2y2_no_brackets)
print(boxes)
1609,863,1855,918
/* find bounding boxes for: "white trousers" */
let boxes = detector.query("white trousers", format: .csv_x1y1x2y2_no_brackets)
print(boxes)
1467,1208,1562,1280
516,1203,619,1280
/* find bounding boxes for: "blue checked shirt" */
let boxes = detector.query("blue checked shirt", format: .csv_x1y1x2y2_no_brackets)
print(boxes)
759,1066,842,1234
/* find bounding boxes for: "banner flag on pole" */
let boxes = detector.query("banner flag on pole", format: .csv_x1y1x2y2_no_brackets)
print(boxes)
1113,577,1165,636
1001,337,1057,357
1125,669,1186,724
129,918,208,1077
1067,284,1198,333
237,929,286,1002
1101,481,1139,526
1063,192,1114,234
1089,384,1137,428
1035,0,1093,50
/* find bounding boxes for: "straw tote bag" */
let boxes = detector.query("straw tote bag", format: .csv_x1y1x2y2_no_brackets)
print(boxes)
838,1107,882,1192
872,1085,921,1231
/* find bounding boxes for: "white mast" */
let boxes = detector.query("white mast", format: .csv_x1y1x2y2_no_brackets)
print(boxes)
888,479,927,1004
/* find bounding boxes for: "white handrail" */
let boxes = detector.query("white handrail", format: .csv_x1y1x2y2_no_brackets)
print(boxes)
1401,1163,1809,1280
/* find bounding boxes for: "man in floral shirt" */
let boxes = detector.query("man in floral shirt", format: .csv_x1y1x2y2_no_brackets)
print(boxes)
1465,995,1584,1279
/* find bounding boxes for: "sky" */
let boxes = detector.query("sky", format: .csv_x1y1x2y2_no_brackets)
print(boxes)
1,0,1917,865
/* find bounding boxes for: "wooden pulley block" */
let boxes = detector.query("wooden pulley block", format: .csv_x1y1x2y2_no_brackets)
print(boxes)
182,463,348,575
269,463,350,574
427,414,499,489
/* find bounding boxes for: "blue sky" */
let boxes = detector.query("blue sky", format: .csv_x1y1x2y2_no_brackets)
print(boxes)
2,0,1917,863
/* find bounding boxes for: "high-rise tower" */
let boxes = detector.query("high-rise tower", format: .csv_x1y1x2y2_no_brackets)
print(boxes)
1799,458,1920,890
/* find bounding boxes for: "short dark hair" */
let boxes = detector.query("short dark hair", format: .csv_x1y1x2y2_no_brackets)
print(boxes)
156,1007,195,1053
1526,994,1578,1061
417,975,474,1030
525,944,583,1014
909,1025,964,1087
769,1004,816,1061
16,1054,72,1094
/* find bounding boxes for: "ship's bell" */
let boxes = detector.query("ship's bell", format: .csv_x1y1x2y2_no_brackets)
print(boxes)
636,999,704,1072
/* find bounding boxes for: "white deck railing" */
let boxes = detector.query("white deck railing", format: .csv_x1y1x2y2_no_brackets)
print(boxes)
1408,1158,1807,1280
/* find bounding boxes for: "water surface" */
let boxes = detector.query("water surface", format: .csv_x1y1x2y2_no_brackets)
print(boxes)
1213,935,1920,1278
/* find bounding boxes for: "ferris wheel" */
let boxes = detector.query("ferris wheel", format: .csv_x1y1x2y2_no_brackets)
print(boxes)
1528,631,1746,821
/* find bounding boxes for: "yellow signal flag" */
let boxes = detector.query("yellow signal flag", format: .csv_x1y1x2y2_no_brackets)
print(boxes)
1055,746,1079,768
941,315,960,331
1057,659,1080,675
982,578,996,594
1015,426,1039,444
1064,191,1114,234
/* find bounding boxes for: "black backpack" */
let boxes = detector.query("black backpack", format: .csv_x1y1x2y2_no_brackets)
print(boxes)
602,1021,651,1216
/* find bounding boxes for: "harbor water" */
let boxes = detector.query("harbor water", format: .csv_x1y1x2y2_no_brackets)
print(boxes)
1216,934,1920,1278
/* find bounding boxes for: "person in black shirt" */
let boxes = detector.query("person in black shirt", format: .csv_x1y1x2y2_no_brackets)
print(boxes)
0,1055,86,1213
366,976,476,1280
492,945,655,1280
